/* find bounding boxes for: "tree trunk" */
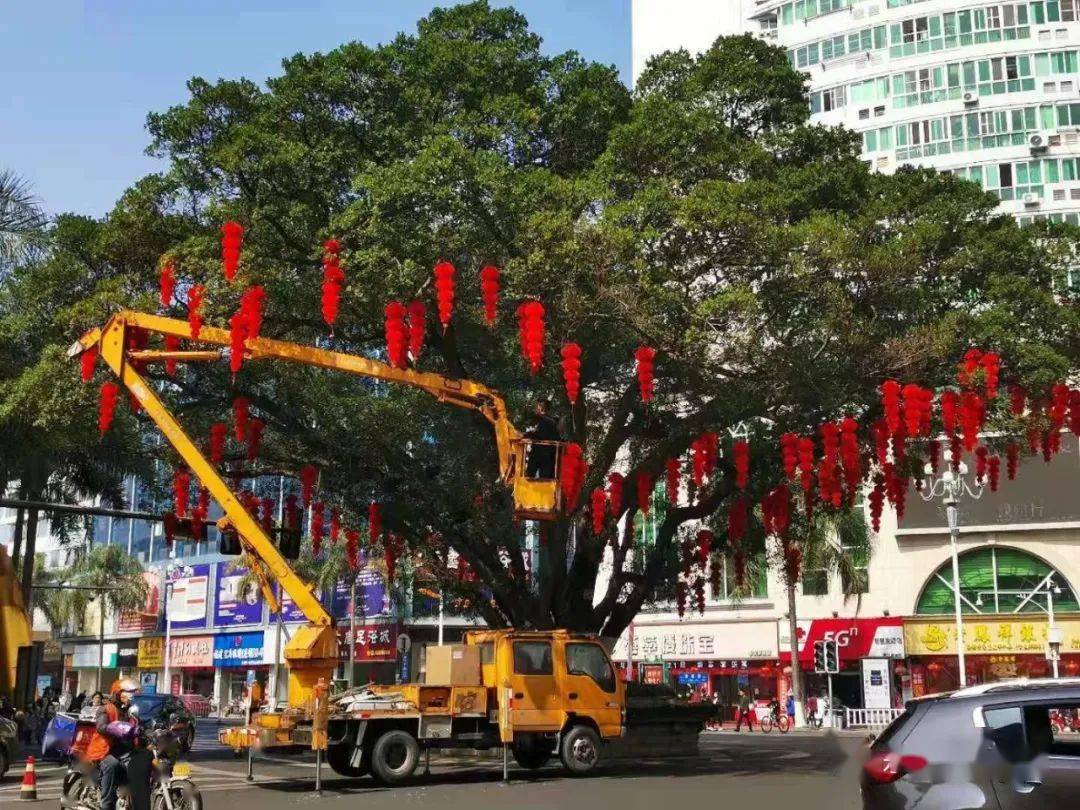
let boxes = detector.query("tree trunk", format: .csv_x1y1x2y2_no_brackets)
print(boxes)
11,506,24,570
20,507,39,609
786,582,805,729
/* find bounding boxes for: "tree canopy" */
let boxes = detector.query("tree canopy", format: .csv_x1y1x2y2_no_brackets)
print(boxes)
2,3,1077,641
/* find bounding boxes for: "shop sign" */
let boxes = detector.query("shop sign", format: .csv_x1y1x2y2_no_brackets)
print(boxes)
903,617,1080,656
137,637,164,669
779,618,905,663
337,623,398,661
613,621,779,662
116,644,139,669
42,640,62,663
72,643,117,668
213,632,265,668
166,564,211,629
861,658,892,710
676,672,708,685
214,562,264,626
117,571,163,633
330,564,389,620
169,635,214,668
140,672,158,694
642,665,664,684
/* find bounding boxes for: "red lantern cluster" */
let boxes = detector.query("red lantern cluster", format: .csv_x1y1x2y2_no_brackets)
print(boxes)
163,335,180,377
517,301,545,374
607,472,624,516
797,436,815,493
868,475,886,533
187,285,205,340
240,285,266,340
636,471,652,514
901,385,933,437
560,443,586,508
159,260,176,310
675,580,687,619
940,391,959,436
590,487,606,535
299,465,318,508
384,302,408,369
232,396,250,442
691,432,719,486
761,485,791,538
434,261,456,331
321,239,345,329
345,529,359,571
209,422,227,464
987,455,1001,492
329,507,341,544
727,496,748,546
780,433,798,479
975,445,989,481
709,549,723,598
221,221,244,282
881,380,901,433
560,343,582,404
311,502,325,557
959,392,985,452
732,439,750,490
479,265,500,326
192,487,210,541
981,352,1000,398
80,345,98,383
1009,384,1026,416
98,381,119,435
407,301,426,361
634,346,656,404
172,466,191,518
368,502,382,546
927,439,941,474
665,458,681,504
228,312,247,374
246,418,265,461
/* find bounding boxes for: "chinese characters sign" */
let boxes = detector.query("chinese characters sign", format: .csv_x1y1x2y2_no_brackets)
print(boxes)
904,617,1080,656
779,618,905,662
613,621,778,662
213,632,265,667
337,623,399,661
168,635,214,668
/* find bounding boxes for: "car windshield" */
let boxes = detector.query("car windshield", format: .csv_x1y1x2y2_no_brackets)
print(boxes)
131,695,166,717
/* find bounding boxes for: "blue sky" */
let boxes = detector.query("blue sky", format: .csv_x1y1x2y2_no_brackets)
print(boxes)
0,1,630,218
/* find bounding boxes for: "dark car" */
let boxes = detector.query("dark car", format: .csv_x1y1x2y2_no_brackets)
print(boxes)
131,694,196,753
862,678,1080,809
0,715,17,778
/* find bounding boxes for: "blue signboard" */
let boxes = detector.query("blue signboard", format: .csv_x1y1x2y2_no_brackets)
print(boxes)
214,562,264,626
165,564,211,630
274,584,312,623
330,564,389,620
213,631,265,668
676,672,708,686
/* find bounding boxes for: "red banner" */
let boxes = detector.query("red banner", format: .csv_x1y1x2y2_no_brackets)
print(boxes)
779,617,905,663
337,623,399,662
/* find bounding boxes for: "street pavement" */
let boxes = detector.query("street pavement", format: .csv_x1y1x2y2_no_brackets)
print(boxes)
1,722,870,810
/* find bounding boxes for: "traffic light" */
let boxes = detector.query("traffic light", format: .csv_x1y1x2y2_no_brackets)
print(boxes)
813,640,826,673
824,639,839,674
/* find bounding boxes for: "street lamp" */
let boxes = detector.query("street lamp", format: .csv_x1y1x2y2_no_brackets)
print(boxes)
919,456,985,687
975,573,1063,678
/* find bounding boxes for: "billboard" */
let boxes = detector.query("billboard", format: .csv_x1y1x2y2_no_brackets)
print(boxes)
274,584,311,623
117,570,163,633
330,565,389,620
778,618,905,663
213,562,264,626
166,564,210,629
337,623,398,661
213,632,265,668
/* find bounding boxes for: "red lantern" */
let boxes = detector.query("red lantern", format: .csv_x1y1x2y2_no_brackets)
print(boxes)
321,240,345,329
517,301,545,374
232,396,250,442
209,422,227,464
987,455,1001,492
311,502,325,557
1009,384,1026,416
161,335,179,377
368,502,382,546
959,392,984,451
80,345,98,383
727,496,748,547
693,576,706,616
163,513,177,548
732,549,747,589
186,285,205,340
98,381,119,435
259,498,275,531
634,346,656,404
345,529,359,571
407,300,426,361
329,507,341,544
607,472,624,516
696,530,712,568
228,312,247,374
172,467,191,518
479,265,500,326
382,301,407,369
928,439,941,474
1050,383,1070,428
220,221,244,282
159,260,176,310
560,343,582,405
560,443,585,508
590,488,606,535
940,391,959,436
246,418,265,461
636,471,652,514
732,439,750,490
240,285,267,340
780,432,799,480
974,445,988,481
675,580,687,619
709,551,723,598
665,458,681,504
881,380,901,433
1069,389,1080,436
298,465,317,509
981,352,1000,398
433,260,455,331
949,435,962,472
192,488,210,541
959,348,983,389
868,475,886,533
797,436,815,492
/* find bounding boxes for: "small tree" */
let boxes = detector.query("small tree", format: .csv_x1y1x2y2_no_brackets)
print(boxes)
0,168,45,271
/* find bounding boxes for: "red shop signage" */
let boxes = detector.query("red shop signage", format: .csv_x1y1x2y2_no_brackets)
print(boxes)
779,618,905,663
337,623,399,661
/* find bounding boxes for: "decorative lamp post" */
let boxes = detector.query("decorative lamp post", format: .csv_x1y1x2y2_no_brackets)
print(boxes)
919,456,984,687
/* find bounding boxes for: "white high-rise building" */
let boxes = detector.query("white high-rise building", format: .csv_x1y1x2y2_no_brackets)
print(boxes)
632,0,1080,226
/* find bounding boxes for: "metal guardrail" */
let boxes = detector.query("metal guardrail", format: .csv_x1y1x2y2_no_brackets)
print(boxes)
845,707,902,728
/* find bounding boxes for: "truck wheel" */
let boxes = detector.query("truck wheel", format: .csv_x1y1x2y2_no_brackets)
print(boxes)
559,725,601,776
326,741,369,778
370,730,419,785
511,740,552,770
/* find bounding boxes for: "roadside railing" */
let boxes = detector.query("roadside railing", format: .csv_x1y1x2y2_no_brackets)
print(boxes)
844,707,901,729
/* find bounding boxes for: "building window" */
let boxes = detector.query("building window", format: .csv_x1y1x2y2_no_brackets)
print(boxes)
822,86,846,112
802,569,829,596
841,543,869,594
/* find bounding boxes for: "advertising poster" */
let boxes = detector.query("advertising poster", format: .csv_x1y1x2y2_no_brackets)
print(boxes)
140,673,158,694
336,623,398,661
274,584,312,623
330,565,389,620
166,564,211,629
137,637,164,669
861,658,892,710
214,562,264,626
213,632,265,668
117,570,163,633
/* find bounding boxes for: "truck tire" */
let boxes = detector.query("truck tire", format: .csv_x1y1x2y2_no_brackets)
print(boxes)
559,725,601,776
511,738,552,770
369,729,420,785
326,740,369,778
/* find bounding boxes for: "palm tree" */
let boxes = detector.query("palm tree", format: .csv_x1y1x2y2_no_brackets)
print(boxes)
777,507,871,728
0,169,45,270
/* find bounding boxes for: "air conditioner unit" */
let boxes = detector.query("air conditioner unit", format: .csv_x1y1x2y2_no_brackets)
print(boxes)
1022,193,1041,207
1029,132,1053,152
962,91,979,106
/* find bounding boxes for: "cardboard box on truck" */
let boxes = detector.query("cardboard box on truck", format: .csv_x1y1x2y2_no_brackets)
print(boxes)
425,644,481,686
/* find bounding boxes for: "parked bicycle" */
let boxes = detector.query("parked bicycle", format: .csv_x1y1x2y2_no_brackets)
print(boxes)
760,699,790,734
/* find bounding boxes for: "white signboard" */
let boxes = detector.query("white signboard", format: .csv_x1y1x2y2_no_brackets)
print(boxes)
613,621,779,662
861,658,892,710
168,569,209,624
72,643,118,668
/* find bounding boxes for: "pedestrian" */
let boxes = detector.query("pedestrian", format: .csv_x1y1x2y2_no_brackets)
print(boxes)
523,398,561,479
70,691,87,713
786,693,795,725
735,689,755,732
807,692,819,726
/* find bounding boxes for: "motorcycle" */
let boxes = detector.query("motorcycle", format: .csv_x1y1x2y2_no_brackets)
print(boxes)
62,726,201,810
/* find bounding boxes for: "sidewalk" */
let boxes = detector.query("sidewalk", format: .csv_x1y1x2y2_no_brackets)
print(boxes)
705,727,874,739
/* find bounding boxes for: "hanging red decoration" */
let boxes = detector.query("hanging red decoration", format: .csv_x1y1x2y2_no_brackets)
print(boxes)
320,240,345,329
1009,384,1026,416
98,381,119,435
607,472,624,516
560,443,585,508
890,423,907,468
80,345,98,383
1050,383,1070,429
232,396,250,443
636,471,652,514
779,432,799,480
949,435,962,472
220,221,244,282
665,458,681,504
868,475,886,533
259,497,275,531
311,502,325,557
159,260,176,310
709,552,723,598
696,530,712,568
345,530,359,571
1027,424,1042,455
163,513,177,548
839,417,861,498
406,300,426,361
433,260,456,331
590,488,607,535
1044,429,1061,461
297,465,318,509
693,576,706,616
797,436,815,491
186,284,205,340
384,301,408,369
727,496,748,547
1070,389,1080,436
733,549,747,590
516,301,545,374
981,353,1000,398
560,343,582,405
162,335,180,377
940,391,959,436
284,495,302,532
958,348,983,388
732,439,750,490
240,285,267,340
209,422,227,464
634,346,656,404
870,420,888,468
228,312,247,374
817,456,841,508
691,436,706,487
246,418,265,461
987,455,1001,492
479,265,500,326
927,439,941,474
364,501,380,547
172,467,191,518
192,488,210,541
974,445,988,481
675,580,687,619
329,507,341,544
881,380,901,433
959,392,984,452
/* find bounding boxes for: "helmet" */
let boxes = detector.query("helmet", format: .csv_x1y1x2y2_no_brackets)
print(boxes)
111,677,139,699
127,703,140,719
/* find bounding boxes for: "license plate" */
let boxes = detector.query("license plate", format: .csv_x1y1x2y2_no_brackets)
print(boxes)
172,763,191,778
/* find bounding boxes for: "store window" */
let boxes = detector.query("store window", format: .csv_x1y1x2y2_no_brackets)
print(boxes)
916,547,1080,615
